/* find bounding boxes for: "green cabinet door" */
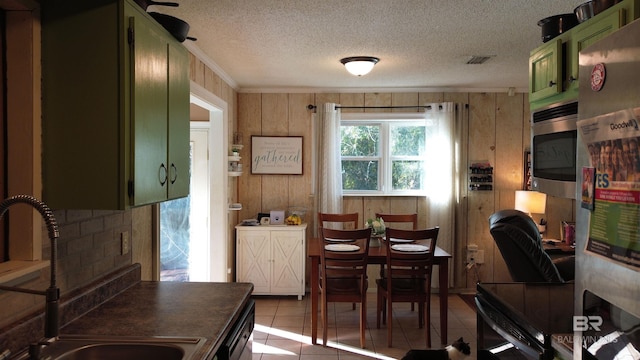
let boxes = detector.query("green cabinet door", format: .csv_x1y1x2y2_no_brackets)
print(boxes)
529,39,562,104
568,9,624,93
167,42,190,200
131,10,170,206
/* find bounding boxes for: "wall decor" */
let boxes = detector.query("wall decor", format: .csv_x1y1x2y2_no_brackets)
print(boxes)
524,150,532,190
251,136,303,175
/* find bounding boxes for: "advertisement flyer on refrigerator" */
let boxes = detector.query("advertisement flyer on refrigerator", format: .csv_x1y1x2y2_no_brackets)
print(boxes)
577,107,640,270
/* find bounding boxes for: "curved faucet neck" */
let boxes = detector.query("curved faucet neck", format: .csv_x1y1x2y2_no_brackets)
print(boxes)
0,195,60,338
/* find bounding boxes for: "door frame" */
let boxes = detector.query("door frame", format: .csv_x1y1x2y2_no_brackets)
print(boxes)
153,81,229,282
190,81,229,282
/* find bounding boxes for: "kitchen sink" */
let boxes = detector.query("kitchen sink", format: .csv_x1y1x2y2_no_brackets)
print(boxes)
20,335,207,360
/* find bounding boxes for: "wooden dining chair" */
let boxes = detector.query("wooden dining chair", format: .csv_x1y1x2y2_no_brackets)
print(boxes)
375,213,418,230
318,212,359,230
375,213,419,310
319,227,372,348
318,213,362,311
376,226,439,347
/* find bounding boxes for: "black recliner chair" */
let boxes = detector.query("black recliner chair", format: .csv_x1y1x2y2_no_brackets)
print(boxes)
489,209,575,282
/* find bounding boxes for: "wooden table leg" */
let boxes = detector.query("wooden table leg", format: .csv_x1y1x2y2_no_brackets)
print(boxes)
311,256,319,345
439,258,449,345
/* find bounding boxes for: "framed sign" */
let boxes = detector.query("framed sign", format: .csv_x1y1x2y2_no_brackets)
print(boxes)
251,136,303,175
523,150,532,190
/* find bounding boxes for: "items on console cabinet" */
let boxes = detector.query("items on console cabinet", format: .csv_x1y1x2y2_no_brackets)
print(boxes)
270,210,285,225
561,221,576,245
469,161,493,191
240,219,259,226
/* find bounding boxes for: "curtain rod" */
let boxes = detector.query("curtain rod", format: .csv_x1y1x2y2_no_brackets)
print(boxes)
306,104,468,111
306,104,433,110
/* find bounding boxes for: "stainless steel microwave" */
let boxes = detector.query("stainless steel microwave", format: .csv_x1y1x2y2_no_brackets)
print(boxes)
531,101,578,199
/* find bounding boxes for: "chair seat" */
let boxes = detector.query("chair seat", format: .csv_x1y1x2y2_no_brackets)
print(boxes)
376,277,426,293
324,278,368,295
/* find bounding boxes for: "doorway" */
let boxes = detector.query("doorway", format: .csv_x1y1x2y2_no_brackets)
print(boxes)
159,82,229,282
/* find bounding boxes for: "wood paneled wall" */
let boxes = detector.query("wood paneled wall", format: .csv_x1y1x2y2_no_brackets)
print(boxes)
157,51,577,288
236,91,575,291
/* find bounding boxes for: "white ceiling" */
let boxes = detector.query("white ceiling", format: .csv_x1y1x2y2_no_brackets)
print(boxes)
152,0,584,93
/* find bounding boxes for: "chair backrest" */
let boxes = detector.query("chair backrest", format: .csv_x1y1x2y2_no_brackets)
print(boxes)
375,213,418,230
319,227,371,296
489,209,565,282
318,212,359,230
383,227,439,291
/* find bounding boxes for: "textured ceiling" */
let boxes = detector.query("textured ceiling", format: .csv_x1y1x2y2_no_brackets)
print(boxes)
153,0,583,92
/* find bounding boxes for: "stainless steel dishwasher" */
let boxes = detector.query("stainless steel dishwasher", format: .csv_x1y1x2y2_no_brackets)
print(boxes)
216,299,254,360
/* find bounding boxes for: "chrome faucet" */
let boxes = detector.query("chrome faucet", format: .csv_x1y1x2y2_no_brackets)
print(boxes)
0,195,60,339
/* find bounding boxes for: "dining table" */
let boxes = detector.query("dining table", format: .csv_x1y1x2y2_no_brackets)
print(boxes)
307,236,453,345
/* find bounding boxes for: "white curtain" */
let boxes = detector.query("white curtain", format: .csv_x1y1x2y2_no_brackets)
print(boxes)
422,102,466,287
313,103,343,233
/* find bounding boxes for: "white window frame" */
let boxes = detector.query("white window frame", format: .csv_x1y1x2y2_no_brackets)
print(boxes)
341,112,427,196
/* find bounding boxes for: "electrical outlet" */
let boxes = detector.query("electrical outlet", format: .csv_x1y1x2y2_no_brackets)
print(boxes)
121,231,130,255
466,244,478,264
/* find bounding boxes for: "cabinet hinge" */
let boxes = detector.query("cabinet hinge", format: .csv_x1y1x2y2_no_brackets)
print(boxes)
128,180,134,198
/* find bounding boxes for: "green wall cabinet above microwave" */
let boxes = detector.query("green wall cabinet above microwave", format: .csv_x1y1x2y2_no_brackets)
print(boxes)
529,0,639,111
42,0,190,210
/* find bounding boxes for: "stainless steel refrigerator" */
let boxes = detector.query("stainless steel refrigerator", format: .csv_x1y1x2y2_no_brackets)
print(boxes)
575,17,640,359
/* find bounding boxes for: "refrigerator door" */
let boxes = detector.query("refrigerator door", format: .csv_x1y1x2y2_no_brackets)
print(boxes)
576,16,640,360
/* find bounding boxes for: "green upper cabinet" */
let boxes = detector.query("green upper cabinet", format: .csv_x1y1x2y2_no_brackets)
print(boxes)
567,9,624,93
529,0,639,111
42,0,190,210
529,39,562,104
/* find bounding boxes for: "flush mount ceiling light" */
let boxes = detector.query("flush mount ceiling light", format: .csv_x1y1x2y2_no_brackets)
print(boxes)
340,56,380,76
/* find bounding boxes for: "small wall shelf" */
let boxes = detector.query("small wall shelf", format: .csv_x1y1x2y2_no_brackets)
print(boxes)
228,144,244,176
469,161,493,191
229,203,242,211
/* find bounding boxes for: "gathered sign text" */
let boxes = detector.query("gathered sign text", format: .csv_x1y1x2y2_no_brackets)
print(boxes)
251,136,303,175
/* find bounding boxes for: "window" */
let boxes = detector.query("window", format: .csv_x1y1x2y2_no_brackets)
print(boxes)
341,113,428,195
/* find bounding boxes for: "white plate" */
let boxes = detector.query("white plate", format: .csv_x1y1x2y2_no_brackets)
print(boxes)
325,244,360,252
324,238,355,243
391,244,429,252
388,237,414,243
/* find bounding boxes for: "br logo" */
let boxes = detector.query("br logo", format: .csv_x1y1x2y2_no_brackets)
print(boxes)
573,316,603,331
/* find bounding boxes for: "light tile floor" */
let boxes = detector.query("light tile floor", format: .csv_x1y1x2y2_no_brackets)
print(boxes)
243,292,478,360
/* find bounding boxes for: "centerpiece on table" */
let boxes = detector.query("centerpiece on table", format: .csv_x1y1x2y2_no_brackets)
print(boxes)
366,217,386,247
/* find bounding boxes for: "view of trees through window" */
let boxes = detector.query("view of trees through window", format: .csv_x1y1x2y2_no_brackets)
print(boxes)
341,121,427,194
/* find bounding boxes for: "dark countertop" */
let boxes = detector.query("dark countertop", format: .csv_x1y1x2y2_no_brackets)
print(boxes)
60,281,254,360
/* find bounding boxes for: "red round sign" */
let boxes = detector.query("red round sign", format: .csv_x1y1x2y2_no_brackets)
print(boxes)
590,63,606,91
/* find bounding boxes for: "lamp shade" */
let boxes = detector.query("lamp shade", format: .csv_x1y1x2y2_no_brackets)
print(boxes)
515,190,547,215
340,56,379,76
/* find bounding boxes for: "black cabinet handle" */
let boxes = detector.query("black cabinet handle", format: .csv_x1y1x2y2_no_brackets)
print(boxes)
569,76,577,83
170,163,178,184
159,163,168,186
549,80,556,87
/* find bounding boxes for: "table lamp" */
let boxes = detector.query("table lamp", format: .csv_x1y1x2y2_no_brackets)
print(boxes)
515,190,547,234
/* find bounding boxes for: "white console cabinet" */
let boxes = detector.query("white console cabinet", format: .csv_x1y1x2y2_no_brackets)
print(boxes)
235,224,307,300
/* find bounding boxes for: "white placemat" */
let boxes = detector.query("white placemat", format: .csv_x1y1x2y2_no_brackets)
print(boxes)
388,237,414,243
324,238,355,242
391,244,429,252
325,244,360,252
